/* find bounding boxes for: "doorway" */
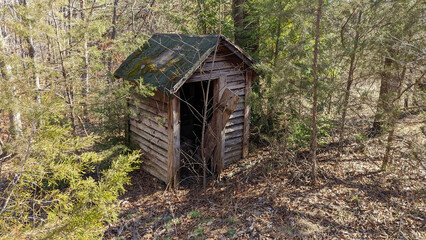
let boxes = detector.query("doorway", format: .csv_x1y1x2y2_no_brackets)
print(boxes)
179,80,216,183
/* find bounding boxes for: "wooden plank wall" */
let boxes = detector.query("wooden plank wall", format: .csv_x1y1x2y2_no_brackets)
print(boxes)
128,90,169,182
242,70,252,158
167,96,180,188
189,46,248,167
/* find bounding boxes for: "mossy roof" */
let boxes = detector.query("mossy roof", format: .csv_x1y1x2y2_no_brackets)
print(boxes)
114,34,257,94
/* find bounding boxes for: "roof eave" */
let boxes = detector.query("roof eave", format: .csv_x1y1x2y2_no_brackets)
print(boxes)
169,42,218,94
219,35,257,69
168,35,259,94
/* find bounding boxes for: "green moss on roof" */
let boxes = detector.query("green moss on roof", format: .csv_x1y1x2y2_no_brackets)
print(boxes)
114,34,258,93
114,34,219,92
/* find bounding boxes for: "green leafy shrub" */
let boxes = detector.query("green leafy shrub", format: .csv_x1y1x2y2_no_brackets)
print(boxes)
0,118,141,239
288,115,336,148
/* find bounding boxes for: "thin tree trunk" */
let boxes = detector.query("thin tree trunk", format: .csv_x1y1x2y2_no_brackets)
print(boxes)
52,10,76,135
298,80,302,120
80,0,89,123
26,33,41,106
21,0,41,106
371,54,394,136
111,0,119,41
282,104,288,161
200,0,221,195
5,63,23,137
232,0,258,53
338,11,362,154
0,35,22,137
273,20,281,67
197,0,207,34
381,67,406,170
108,0,119,75
10,88,23,137
311,0,323,185
200,82,211,195
382,121,395,170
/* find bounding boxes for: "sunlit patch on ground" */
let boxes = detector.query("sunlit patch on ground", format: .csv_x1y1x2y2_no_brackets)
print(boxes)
104,114,425,239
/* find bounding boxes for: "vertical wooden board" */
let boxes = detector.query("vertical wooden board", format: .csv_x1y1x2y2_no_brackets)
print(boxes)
167,98,173,187
167,95,180,188
126,100,130,144
173,97,180,187
211,79,219,173
213,76,226,174
242,70,252,158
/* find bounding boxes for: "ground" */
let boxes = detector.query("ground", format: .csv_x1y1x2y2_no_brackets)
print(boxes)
103,114,425,239
100,112,424,239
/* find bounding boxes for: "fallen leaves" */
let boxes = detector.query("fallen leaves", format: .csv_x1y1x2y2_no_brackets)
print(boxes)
104,114,425,239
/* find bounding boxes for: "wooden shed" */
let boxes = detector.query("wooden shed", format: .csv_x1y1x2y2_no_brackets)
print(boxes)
114,34,258,187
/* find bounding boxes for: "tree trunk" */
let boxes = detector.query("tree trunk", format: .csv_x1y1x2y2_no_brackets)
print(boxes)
111,0,119,41
371,54,395,136
107,0,119,88
24,27,41,107
52,10,76,135
197,0,207,34
282,104,289,161
273,20,282,67
232,0,258,54
0,36,22,138
4,63,23,137
381,67,406,170
311,0,323,185
21,0,41,106
80,0,89,123
10,89,23,138
338,10,362,154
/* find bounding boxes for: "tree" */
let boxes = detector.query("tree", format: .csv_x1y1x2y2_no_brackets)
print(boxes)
338,7,363,154
311,0,322,184
370,0,423,137
232,0,259,55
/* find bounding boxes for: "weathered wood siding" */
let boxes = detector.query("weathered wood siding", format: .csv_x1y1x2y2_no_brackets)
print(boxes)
167,96,180,188
129,90,169,182
189,46,249,167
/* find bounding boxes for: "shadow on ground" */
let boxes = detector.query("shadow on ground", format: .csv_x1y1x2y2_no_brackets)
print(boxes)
104,142,425,240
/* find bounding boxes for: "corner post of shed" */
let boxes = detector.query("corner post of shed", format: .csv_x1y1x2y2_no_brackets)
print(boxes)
243,70,253,158
125,100,131,145
167,93,180,188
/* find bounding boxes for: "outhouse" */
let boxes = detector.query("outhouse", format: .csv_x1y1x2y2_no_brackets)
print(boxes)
114,34,258,187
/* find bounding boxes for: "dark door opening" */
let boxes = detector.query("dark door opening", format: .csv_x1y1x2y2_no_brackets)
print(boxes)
179,81,215,183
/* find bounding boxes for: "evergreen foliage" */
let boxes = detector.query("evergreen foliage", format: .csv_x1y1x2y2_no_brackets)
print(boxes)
0,0,424,238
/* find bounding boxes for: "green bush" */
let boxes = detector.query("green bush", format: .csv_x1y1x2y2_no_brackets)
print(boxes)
288,115,336,148
0,118,141,239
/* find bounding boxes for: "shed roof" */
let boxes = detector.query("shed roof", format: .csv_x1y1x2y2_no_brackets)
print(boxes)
114,33,257,94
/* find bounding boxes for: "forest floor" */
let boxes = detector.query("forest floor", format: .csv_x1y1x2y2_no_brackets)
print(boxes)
104,113,425,240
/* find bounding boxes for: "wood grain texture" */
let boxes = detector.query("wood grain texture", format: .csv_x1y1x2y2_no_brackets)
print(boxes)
213,77,226,174
130,45,254,185
242,70,252,158
129,93,169,184
129,116,168,141
204,84,239,174
167,95,180,188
